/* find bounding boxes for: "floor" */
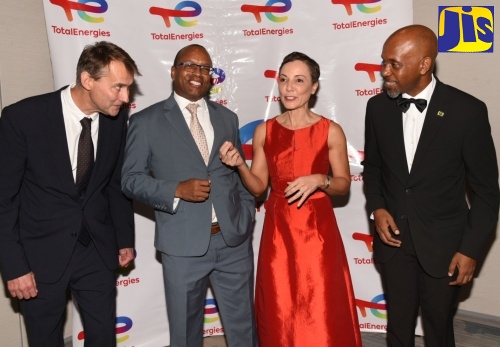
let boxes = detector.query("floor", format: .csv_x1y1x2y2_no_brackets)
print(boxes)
65,310,500,346
199,310,500,347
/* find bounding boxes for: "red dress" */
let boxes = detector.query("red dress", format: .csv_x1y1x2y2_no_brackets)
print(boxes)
255,117,361,346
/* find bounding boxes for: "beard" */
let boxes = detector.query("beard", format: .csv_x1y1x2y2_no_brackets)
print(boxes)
384,85,400,99
386,89,400,99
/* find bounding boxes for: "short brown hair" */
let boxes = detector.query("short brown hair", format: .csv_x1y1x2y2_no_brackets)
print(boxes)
76,41,140,85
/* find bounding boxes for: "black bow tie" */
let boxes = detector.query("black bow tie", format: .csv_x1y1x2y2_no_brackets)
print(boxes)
396,98,428,113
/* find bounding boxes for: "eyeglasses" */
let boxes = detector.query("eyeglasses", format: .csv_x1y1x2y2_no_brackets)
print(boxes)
176,62,213,75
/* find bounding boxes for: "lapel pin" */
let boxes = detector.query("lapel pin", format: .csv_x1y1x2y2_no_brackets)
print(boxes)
437,111,445,117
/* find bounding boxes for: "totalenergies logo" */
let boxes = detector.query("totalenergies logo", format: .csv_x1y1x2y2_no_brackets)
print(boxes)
50,0,108,23
116,316,133,343
77,316,133,343
331,0,381,16
352,232,373,252
236,69,278,158
240,120,264,160
351,233,386,319
150,1,202,28
354,62,384,99
264,69,279,82
209,68,226,96
356,294,387,319
355,63,382,83
204,298,220,323
241,0,292,23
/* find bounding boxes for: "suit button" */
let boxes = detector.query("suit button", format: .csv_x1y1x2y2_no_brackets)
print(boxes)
71,232,77,237
401,215,407,220
405,189,412,194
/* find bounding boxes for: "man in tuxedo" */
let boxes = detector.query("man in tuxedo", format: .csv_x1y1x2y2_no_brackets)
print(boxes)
363,25,499,346
0,41,139,346
121,44,256,346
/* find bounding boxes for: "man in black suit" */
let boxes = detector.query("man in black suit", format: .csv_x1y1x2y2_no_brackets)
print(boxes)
363,25,499,346
0,41,140,346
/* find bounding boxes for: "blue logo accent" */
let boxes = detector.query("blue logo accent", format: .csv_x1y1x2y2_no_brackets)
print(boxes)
438,6,494,53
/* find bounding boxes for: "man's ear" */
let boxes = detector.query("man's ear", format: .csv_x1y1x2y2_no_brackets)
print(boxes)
419,57,432,75
80,71,93,91
171,66,176,80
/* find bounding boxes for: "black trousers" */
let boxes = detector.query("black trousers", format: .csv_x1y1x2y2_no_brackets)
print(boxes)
380,228,460,347
21,241,116,347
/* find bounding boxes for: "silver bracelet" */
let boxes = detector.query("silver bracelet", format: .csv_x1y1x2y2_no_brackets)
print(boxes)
323,175,330,190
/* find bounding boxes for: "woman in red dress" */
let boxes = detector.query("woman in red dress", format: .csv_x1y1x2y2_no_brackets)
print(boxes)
219,52,361,346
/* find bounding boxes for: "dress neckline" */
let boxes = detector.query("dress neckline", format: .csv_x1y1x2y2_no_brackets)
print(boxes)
274,116,325,131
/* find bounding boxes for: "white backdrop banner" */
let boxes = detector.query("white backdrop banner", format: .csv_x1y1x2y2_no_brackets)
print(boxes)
41,0,414,345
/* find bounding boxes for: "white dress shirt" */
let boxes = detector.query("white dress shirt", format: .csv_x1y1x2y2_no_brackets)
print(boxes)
402,75,436,172
61,83,99,182
370,75,436,220
174,92,214,152
172,93,217,222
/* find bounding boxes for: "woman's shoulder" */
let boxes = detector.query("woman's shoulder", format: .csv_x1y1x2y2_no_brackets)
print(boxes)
259,115,280,130
319,116,342,129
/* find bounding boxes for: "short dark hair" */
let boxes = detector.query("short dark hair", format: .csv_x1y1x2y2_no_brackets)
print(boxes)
279,52,320,84
76,41,140,85
172,44,209,66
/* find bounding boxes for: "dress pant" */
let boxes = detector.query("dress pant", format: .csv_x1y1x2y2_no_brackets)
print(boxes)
161,232,257,347
381,227,460,347
21,241,116,347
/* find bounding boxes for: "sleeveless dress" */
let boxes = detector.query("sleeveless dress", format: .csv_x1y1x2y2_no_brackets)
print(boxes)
255,117,362,347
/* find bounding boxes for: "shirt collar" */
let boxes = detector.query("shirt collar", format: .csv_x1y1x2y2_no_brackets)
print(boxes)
173,92,207,112
62,83,99,121
402,74,436,103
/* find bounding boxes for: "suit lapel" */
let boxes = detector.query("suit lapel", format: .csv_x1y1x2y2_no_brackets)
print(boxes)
44,91,80,199
207,100,223,165
163,96,207,164
410,82,446,174
388,98,411,176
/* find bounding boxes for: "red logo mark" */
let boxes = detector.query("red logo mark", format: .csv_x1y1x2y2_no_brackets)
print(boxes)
352,232,373,252
264,69,279,82
355,63,382,82
331,0,379,16
50,0,106,21
355,299,386,317
241,0,291,23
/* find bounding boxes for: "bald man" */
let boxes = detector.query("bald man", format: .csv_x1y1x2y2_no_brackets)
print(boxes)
363,25,499,346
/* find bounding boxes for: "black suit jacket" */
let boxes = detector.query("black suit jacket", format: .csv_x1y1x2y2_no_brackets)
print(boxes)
0,87,134,283
363,79,499,277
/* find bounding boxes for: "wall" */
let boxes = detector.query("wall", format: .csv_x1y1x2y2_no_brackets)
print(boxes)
0,0,498,345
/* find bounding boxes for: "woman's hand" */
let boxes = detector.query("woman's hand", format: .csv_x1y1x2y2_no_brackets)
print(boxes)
219,141,245,167
285,174,325,207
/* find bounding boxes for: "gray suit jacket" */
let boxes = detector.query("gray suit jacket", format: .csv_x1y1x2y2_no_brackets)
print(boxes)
122,93,255,256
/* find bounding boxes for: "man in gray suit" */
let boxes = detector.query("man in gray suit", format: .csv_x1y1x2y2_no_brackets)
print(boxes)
122,44,256,347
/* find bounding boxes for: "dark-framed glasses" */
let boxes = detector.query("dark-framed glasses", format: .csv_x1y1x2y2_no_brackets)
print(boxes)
176,62,213,75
